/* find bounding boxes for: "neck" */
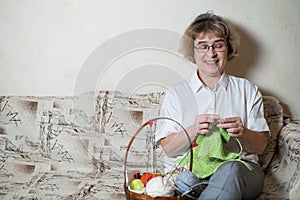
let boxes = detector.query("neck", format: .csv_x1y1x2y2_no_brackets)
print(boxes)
198,71,222,90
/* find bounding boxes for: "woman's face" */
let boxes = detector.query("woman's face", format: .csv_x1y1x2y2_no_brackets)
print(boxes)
193,32,228,78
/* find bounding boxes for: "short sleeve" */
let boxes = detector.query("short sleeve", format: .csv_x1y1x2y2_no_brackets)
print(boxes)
247,86,270,133
155,88,183,143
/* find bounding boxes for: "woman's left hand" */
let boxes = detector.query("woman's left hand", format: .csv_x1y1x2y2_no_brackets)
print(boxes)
217,117,244,137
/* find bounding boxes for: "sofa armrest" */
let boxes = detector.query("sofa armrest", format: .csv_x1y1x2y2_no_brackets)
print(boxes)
259,120,300,200
279,121,300,200
279,120,300,162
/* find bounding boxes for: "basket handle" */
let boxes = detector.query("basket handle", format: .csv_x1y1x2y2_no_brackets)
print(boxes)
123,117,194,187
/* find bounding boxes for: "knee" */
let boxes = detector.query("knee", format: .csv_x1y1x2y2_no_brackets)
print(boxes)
218,161,245,173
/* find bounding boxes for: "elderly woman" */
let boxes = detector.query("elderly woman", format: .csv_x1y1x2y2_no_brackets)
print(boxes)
156,11,269,200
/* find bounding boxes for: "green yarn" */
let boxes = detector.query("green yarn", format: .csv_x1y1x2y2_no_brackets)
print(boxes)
178,127,252,178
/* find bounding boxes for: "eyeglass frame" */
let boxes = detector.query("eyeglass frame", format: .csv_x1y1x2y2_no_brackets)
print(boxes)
194,40,227,53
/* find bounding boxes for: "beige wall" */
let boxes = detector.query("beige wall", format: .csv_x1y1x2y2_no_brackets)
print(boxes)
0,0,299,119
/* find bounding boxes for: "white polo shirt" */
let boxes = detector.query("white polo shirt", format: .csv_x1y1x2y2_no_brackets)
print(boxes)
156,71,269,172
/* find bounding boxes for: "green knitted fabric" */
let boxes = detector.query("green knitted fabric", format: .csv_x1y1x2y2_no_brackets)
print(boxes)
178,127,252,178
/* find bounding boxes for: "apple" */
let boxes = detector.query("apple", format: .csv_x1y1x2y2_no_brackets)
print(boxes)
129,179,144,191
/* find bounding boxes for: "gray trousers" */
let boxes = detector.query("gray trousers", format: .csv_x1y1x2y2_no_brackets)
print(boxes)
198,161,264,200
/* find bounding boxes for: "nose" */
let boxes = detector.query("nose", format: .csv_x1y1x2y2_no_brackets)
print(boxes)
206,46,217,57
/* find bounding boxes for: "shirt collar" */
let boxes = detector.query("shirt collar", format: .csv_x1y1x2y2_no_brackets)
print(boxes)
189,71,229,93
189,71,204,93
218,72,229,91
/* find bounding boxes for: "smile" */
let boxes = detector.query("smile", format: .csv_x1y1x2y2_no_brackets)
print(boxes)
205,60,218,64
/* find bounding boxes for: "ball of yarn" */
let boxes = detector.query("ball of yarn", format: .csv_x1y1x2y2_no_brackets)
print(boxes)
175,171,199,194
145,175,174,197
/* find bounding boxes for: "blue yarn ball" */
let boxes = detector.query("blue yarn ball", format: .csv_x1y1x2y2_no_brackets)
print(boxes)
175,171,199,194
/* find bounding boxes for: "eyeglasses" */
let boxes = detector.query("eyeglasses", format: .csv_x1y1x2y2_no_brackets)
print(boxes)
194,42,227,53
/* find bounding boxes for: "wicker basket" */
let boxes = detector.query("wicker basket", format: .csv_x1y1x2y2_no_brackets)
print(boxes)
123,117,193,200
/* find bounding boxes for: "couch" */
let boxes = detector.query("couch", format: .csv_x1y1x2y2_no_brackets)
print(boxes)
0,92,299,199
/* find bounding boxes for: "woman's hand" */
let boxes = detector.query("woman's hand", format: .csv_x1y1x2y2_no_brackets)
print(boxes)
194,114,220,135
217,117,268,154
218,117,244,137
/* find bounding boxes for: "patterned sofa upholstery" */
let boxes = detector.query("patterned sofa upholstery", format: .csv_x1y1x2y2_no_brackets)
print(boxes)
257,96,300,199
0,92,299,199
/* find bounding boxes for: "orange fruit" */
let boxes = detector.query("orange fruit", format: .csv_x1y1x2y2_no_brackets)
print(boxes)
141,173,152,185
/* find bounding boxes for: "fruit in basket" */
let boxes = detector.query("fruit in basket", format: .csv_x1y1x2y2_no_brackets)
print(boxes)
141,173,161,185
152,173,160,178
129,179,144,191
141,173,152,185
133,172,141,179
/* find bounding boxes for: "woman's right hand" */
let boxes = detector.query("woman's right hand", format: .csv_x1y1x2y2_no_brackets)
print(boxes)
194,114,220,135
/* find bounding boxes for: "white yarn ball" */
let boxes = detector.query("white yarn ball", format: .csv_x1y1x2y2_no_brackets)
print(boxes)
145,176,174,197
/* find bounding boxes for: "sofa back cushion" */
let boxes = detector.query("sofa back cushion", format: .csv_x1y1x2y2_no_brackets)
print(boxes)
259,96,284,170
